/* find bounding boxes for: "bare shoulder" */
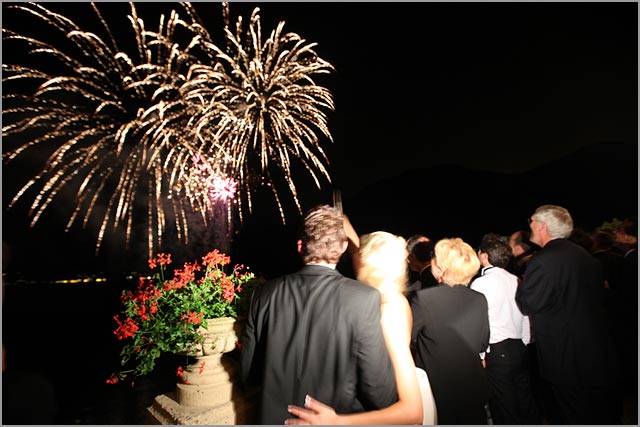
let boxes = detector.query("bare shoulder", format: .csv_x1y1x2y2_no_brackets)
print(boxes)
383,291,410,310
381,292,412,329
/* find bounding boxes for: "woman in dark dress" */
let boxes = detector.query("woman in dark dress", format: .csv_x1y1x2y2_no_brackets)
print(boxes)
410,237,490,425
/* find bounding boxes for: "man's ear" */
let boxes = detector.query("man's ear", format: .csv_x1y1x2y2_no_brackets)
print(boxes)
297,239,303,254
406,252,416,269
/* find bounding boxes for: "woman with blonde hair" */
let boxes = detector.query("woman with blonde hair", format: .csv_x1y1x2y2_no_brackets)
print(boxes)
286,218,436,425
410,237,491,425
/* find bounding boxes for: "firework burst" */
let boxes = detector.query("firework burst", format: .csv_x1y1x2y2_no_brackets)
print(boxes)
180,3,336,221
2,2,335,258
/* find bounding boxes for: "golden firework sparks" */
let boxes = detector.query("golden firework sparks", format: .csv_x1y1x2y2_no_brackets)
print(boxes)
2,2,335,257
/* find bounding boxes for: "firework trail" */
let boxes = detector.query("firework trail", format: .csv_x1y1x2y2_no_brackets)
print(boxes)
2,2,335,258
180,3,336,222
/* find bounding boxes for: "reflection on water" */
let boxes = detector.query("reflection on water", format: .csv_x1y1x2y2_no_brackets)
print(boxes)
2,278,179,424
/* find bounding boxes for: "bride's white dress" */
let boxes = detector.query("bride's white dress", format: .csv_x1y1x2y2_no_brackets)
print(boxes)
416,367,437,425
379,292,437,424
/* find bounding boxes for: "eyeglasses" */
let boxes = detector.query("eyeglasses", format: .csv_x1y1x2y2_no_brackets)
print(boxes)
528,217,545,226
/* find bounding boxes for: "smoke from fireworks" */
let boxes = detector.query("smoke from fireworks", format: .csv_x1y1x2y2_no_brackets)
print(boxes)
2,2,335,258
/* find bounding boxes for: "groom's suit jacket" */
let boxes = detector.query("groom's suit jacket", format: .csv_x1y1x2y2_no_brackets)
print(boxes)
240,264,398,424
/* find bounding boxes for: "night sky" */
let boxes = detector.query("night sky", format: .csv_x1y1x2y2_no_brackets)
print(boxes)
222,2,637,198
1,2,638,277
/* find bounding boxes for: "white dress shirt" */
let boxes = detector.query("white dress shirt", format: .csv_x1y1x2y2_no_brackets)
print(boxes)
470,266,531,349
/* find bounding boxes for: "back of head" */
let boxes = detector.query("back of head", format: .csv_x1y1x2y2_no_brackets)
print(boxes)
434,237,480,286
510,230,534,254
614,216,638,248
357,231,408,295
479,233,513,269
300,205,347,264
569,228,594,253
409,239,434,263
618,217,638,238
406,235,430,252
534,205,573,239
591,230,615,252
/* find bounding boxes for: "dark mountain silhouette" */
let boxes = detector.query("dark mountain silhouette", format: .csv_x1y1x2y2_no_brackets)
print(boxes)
228,141,637,280
3,142,636,280
341,141,637,248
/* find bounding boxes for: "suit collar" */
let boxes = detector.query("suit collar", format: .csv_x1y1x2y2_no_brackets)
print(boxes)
299,264,342,276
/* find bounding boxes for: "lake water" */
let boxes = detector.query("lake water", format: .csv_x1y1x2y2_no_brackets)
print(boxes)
2,279,183,424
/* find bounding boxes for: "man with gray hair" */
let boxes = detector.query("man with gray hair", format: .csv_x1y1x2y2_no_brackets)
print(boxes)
515,205,621,424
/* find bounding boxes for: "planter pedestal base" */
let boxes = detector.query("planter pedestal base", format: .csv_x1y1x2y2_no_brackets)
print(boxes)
145,318,258,424
146,390,257,425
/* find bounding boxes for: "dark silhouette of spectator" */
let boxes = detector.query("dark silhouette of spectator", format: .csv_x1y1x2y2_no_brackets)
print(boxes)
516,205,621,424
569,227,594,253
405,235,428,288
612,217,638,416
404,235,437,301
591,230,624,291
507,228,547,421
612,217,637,254
507,230,538,279
591,230,624,326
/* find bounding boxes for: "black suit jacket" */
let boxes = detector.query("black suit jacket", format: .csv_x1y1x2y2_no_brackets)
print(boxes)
516,238,620,388
419,265,439,289
240,265,398,424
406,266,439,304
410,284,490,424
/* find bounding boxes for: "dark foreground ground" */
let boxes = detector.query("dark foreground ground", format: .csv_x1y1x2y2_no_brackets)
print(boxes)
2,279,637,425
2,279,179,424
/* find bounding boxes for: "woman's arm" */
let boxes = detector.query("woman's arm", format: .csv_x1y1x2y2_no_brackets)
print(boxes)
342,214,362,275
343,214,360,253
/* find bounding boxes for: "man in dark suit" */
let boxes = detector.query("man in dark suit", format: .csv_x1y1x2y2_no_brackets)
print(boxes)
507,229,539,279
516,205,621,424
404,235,438,301
612,217,638,413
240,205,398,424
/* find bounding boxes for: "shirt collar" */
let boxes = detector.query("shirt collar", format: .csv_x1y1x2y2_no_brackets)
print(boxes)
306,262,337,269
481,266,495,276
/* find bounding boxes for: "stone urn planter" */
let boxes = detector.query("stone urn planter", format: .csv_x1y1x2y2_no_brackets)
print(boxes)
176,317,239,407
146,317,257,424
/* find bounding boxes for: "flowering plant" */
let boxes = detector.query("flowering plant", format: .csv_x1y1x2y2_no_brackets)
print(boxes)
108,249,260,383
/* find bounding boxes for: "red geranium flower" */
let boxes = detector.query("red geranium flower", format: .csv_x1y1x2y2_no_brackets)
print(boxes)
107,249,263,384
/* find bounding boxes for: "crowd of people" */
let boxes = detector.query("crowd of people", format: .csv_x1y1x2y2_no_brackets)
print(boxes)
239,204,637,425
